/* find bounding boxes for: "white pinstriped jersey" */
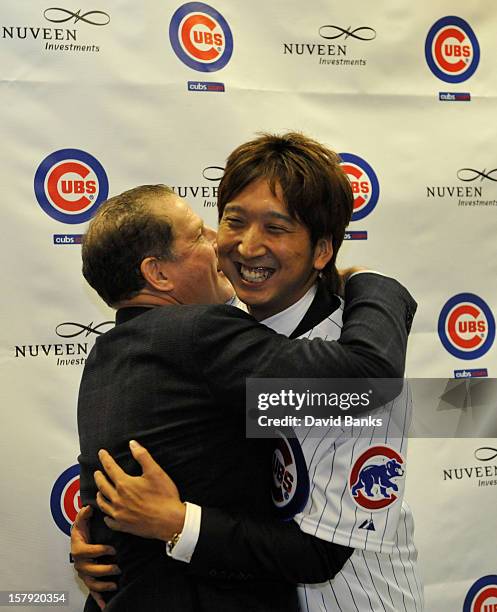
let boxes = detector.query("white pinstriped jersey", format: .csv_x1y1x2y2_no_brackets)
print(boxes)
263,291,424,612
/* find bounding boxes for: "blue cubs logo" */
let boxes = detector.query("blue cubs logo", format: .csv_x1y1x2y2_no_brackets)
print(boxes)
425,16,480,84
271,429,309,520
50,464,81,536
438,293,495,360
463,575,497,612
339,153,380,221
169,2,233,72
349,445,405,511
34,149,109,224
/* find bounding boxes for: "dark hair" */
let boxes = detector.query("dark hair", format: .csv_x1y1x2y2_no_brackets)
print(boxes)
217,132,353,292
82,184,176,306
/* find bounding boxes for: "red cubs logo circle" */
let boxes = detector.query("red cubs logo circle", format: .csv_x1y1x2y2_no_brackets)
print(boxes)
34,149,109,224
46,161,98,213
169,3,233,72
464,576,497,612
50,464,82,536
438,294,495,360
181,13,223,61
425,16,480,83
339,153,380,221
349,445,405,511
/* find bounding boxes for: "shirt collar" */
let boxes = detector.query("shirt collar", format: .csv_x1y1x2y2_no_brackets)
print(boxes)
259,285,318,336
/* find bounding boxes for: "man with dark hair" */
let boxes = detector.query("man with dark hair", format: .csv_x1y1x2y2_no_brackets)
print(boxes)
74,133,419,611
217,132,352,295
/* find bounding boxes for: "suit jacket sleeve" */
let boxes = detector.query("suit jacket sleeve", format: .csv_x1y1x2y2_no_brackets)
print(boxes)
187,273,416,583
189,508,354,584
193,272,417,409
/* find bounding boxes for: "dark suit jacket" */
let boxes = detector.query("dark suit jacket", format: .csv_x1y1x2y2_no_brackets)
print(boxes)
189,279,399,585
78,273,416,611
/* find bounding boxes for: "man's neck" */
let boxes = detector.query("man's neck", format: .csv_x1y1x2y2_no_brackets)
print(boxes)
115,291,178,309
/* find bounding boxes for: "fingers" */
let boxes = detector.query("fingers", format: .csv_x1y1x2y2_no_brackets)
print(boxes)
129,439,160,475
76,504,93,523
103,515,121,532
72,542,116,559
96,491,115,519
74,558,121,578
71,506,92,544
94,470,117,502
98,449,126,483
90,591,107,611
78,569,117,592
129,441,179,496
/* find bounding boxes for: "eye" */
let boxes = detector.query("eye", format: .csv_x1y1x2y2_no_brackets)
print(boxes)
223,216,243,227
267,225,288,233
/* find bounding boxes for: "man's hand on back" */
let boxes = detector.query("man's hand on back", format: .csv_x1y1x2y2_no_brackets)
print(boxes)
71,505,119,610
95,440,186,542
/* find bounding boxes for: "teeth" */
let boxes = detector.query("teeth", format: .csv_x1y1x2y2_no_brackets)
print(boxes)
240,265,274,283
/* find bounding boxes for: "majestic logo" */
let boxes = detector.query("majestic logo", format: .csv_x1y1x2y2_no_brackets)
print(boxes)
43,8,110,26
438,293,495,360
358,518,376,531
349,445,405,511
169,2,233,72
463,575,497,612
339,153,379,221
50,465,81,536
271,430,309,519
425,16,480,83
34,149,109,224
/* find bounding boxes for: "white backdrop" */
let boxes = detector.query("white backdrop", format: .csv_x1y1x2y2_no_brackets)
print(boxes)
1,1,496,610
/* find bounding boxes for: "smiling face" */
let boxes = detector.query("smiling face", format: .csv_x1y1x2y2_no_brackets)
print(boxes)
217,179,332,320
157,195,234,305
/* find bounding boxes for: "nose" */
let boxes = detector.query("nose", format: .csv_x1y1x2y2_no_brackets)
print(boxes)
204,225,219,254
237,226,266,259
205,225,217,243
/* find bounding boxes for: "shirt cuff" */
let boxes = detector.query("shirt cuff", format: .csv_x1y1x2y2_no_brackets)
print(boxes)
166,502,202,563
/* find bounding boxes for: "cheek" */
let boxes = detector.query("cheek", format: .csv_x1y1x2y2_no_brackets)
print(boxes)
276,240,313,267
216,227,236,256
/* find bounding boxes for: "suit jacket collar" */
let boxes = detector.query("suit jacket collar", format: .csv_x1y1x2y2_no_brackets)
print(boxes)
114,285,341,334
116,306,153,325
289,280,341,339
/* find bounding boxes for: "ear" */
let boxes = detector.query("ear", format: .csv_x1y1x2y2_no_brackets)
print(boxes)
312,237,333,271
140,257,174,292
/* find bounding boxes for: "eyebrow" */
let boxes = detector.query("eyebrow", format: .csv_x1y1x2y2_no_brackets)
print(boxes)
223,204,295,225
